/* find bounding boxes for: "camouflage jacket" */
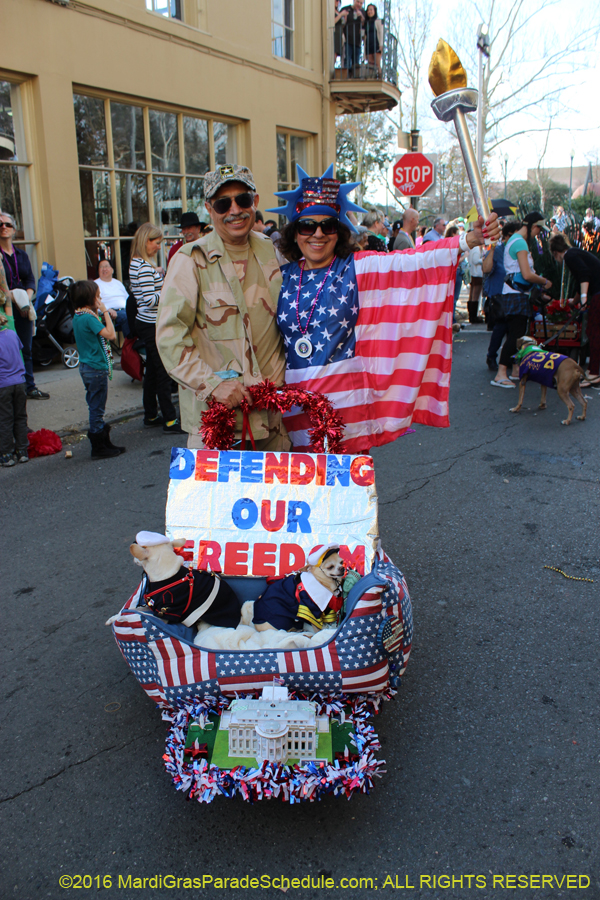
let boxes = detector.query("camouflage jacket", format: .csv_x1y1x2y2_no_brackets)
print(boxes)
156,228,285,440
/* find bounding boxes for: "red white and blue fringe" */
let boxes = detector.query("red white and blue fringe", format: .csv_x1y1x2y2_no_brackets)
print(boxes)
162,691,392,804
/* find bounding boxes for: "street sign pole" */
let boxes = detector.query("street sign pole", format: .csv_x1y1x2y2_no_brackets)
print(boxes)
410,130,420,210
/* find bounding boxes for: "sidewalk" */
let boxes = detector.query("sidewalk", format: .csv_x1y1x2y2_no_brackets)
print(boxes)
26,362,144,435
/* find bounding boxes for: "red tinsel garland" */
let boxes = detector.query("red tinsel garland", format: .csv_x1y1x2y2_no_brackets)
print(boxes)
200,380,345,453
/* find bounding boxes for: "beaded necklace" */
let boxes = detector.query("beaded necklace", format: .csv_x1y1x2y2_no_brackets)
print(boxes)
74,307,113,379
293,256,336,359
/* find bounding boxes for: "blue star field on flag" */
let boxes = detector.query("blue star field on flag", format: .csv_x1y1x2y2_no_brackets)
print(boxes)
277,256,359,370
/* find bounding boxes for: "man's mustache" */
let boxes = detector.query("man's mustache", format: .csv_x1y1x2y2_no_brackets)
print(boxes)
224,212,250,224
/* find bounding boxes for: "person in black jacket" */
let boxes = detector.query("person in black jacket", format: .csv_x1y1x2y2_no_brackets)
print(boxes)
550,233,600,387
0,211,49,399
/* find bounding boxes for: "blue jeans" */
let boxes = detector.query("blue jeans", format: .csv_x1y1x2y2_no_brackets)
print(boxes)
487,322,507,363
113,308,130,337
80,363,108,434
345,43,361,74
453,272,463,323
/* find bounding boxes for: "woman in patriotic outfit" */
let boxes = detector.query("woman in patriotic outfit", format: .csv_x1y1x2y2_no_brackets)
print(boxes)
267,166,498,453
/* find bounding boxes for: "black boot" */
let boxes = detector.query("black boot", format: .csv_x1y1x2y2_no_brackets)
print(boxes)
88,430,121,459
103,424,126,455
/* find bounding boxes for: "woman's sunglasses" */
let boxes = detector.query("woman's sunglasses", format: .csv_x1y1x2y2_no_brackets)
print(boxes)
210,192,254,215
296,218,339,236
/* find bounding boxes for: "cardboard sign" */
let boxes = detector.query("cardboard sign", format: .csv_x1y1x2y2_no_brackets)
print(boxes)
166,449,379,577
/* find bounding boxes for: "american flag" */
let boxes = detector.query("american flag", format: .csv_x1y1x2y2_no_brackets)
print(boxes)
112,559,410,705
376,555,413,678
278,239,460,454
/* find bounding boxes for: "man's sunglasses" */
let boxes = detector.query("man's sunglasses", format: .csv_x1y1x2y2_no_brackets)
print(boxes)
0,221,14,229
296,218,339,236
210,192,254,215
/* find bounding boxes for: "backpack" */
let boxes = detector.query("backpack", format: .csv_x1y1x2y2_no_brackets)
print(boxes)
126,288,139,338
120,337,144,382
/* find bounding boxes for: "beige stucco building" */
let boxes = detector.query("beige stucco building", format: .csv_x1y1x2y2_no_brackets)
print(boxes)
0,0,399,281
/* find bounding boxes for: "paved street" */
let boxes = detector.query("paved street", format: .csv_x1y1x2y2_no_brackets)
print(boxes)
1,331,598,900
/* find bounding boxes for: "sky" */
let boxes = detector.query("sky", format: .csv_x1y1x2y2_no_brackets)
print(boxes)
374,0,600,204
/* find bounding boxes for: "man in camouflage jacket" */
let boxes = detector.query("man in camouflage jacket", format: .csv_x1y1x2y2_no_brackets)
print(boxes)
156,165,289,449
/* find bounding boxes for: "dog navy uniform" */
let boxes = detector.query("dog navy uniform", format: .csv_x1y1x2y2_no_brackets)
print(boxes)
144,566,241,628
518,348,570,389
253,573,342,632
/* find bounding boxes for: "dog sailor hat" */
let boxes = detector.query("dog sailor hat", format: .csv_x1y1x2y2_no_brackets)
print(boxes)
135,531,171,547
308,543,341,567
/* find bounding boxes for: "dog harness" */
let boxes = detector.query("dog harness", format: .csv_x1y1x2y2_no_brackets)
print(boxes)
516,346,570,390
143,566,240,628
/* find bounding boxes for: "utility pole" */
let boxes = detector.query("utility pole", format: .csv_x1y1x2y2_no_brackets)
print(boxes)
569,150,575,211
441,163,446,214
476,24,490,173
503,154,508,197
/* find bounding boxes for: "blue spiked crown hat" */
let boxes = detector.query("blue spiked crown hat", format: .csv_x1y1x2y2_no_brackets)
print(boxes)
266,164,367,234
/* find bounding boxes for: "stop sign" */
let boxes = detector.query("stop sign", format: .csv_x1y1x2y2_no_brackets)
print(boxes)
392,152,435,197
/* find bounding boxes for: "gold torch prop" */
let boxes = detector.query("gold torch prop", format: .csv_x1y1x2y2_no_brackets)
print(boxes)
429,40,489,222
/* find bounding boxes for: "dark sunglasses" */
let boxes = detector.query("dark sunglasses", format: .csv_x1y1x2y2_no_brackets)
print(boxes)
0,221,14,228
210,192,254,215
296,218,339,236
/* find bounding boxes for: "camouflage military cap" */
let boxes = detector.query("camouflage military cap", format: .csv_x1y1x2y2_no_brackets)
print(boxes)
204,165,256,200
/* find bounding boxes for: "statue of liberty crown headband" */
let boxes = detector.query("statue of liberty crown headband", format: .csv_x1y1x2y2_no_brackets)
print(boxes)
266,164,367,234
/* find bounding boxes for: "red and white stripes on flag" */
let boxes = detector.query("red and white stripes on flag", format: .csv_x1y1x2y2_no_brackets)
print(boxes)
113,611,147,643
150,637,217,687
284,238,459,454
349,589,384,618
276,642,340,675
341,660,389,693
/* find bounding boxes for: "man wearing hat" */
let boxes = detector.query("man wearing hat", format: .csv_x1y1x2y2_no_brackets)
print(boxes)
156,165,288,449
166,212,205,267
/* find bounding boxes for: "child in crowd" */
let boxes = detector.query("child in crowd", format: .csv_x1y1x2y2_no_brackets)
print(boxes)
0,313,28,466
70,280,126,459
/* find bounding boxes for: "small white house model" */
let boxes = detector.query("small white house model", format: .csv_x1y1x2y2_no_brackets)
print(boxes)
219,685,329,765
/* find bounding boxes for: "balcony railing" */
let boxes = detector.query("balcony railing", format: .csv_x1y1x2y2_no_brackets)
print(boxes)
331,28,398,87
331,0,398,88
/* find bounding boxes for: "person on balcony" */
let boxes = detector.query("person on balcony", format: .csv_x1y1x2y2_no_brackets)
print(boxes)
340,0,365,78
334,0,345,68
364,4,383,73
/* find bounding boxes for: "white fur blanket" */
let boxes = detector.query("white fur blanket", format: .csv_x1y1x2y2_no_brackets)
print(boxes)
193,602,336,651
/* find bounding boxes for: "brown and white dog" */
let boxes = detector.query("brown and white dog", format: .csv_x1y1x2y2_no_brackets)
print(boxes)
510,336,587,426
253,544,347,633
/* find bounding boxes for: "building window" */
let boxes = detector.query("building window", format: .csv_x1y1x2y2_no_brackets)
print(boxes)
0,80,38,273
73,92,238,279
276,129,309,224
272,0,294,60
276,131,307,193
146,0,182,21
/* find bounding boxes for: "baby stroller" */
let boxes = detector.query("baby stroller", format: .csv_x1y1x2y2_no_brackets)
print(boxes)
32,276,79,368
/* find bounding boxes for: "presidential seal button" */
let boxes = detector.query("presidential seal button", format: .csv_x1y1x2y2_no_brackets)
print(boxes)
295,336,313,358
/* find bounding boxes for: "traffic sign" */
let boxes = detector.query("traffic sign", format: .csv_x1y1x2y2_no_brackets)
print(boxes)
392,153,435,197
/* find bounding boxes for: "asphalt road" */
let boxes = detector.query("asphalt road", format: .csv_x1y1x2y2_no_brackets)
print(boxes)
2,331,599,900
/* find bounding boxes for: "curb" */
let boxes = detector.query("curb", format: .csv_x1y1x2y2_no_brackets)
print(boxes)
57,406,145,438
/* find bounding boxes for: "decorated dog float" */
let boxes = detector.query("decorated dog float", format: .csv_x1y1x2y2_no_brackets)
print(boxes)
111,386,412,803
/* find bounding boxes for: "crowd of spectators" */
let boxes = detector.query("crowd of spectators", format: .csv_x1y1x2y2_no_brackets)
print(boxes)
2,189,598,468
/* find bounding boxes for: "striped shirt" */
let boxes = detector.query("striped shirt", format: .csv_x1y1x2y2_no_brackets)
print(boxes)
129,256,164,324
